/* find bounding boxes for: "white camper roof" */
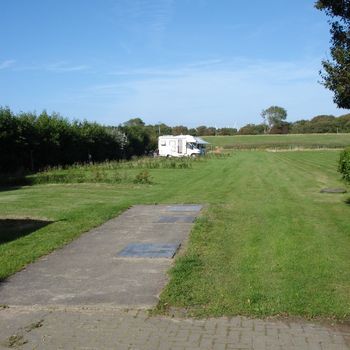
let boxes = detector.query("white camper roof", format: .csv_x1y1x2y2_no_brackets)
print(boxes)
159,135,209,144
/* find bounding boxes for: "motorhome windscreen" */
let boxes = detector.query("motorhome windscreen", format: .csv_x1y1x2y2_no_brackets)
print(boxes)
187,142,195,149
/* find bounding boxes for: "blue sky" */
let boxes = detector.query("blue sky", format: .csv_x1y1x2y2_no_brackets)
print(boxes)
1,0,347,127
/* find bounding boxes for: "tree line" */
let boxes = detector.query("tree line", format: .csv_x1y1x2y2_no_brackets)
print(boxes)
0,107,240,173
1,106,350,173
156,110,350,136
0,107,150,173
238,113,350,135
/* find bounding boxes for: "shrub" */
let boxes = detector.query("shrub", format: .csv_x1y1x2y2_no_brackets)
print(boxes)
338,148,350,183
134,170,152,184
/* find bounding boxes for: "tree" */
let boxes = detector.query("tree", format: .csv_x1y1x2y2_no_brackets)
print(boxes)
238,123,265,135
172,125,188,135
196,125,208,136
261,106,287,132
217,127,237,136
315,0,350,108
120,121,152,157
188,128,198,136
290,119,312,134
123,117,145,127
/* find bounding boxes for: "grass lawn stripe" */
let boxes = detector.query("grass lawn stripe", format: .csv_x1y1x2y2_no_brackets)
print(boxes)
158,152,350,319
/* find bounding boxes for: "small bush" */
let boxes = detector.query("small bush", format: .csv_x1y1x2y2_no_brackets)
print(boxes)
34,173,71,184
91,169,104,182
134,170,152,184
111,171,122,183
338,148,350,183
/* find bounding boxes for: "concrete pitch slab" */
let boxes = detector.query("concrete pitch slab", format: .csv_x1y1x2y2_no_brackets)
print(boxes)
117,243,180,258
0,205,202,308
166,204,202,212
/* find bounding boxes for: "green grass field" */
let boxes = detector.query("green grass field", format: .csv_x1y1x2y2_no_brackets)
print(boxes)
204,133,350,150
0,150,349,319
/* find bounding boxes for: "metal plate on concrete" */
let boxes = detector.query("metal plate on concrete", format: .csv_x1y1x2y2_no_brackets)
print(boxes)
117,243,180,258
177,216,196,223
158,216,196,223
158,216,178,223
167,205,202,212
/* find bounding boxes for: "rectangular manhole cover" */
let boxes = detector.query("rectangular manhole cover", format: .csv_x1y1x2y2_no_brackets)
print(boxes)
167,205,202,212
117,243,181,258
158,216,196,223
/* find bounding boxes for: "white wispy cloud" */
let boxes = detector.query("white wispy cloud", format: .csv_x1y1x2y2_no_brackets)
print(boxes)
147,0,174,37
0,60,15,70
46,61,90,72
109,59,224,77
111,0,174,48
109,67,185,77
107,58,317,81
13,61,90,73
85,57,339,127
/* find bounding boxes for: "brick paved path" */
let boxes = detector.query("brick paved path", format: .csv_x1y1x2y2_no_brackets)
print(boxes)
0,307,349,349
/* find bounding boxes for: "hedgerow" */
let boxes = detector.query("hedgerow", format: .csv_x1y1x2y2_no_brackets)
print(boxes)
338,148,350,183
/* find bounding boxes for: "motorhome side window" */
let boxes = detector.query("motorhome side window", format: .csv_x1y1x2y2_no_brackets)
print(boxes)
161,141,166,146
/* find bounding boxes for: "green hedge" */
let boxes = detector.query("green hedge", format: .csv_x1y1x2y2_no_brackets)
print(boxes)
338,148,350,183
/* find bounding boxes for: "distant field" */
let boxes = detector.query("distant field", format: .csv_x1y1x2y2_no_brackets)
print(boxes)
1,151,349,319
204,133,350,149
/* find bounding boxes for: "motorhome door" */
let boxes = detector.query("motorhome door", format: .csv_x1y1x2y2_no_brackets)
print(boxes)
169,140,176,153
178,139,183,154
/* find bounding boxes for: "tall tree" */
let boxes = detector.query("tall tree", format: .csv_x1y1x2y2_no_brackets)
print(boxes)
316,0,350,108
261,106,287,132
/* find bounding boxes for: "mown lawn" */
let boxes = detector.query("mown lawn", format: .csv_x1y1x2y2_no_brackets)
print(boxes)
204,133,350,149
0,151,349,319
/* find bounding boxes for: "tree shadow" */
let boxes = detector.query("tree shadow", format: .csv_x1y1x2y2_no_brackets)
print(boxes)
0,174,32,190
345,198,350,206
0,219,53,244
0,186,23,193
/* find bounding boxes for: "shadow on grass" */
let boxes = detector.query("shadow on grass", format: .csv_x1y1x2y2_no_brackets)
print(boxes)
345,198,350,206
0,186,24,193
0,219,53,244
0,176,31,189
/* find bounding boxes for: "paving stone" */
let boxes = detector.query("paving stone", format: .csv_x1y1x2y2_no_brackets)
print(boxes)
0,307,348,350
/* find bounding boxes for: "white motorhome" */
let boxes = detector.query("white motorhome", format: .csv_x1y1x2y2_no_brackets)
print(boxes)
158,135,209,157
